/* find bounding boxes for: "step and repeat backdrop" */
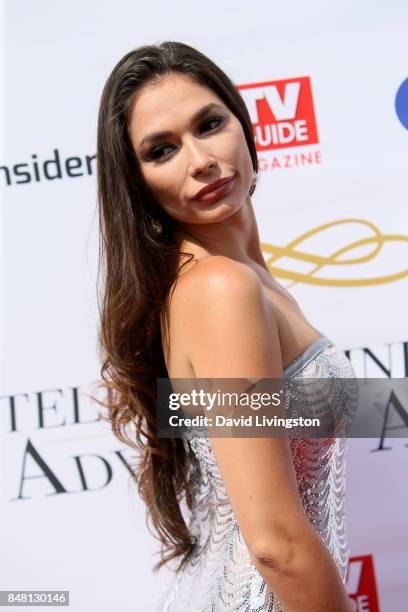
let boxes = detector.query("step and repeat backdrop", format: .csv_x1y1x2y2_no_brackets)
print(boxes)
1,1,407,611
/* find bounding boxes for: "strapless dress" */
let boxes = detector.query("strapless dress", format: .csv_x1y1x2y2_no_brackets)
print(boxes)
156,335,358,611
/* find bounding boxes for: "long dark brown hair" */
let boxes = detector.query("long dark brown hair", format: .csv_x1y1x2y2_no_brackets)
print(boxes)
95,40,258,572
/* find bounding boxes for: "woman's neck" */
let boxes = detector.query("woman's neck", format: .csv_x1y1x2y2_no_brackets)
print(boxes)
179,195,268,271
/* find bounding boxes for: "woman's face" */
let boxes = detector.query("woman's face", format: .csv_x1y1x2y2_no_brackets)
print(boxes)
127,72,254,225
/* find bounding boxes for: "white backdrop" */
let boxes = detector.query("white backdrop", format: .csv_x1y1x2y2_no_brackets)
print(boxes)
1,1,408,610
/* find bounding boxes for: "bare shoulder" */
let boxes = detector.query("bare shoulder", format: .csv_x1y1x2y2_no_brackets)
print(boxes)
171,254,266,333
172,255,282,379
175,254,262,304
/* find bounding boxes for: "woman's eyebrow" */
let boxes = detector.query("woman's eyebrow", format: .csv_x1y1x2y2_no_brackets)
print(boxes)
138,102,225,149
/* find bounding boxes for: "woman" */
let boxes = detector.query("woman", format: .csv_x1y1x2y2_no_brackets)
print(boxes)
96,41,355,611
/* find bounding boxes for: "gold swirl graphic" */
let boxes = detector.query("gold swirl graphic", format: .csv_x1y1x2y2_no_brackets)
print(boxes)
261,218,408,288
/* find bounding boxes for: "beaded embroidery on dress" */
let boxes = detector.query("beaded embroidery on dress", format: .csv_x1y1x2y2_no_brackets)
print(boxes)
156,336,357,611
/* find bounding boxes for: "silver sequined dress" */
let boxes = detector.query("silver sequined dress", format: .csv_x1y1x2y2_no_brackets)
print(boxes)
156,336,357,611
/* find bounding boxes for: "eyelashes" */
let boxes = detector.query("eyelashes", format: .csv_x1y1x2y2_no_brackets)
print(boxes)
147,116,225,163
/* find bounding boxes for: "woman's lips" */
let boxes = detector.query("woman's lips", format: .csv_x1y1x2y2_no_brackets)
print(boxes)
194,175,235,204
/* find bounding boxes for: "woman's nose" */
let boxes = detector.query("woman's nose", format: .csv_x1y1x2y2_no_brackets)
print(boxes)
187,141,216,175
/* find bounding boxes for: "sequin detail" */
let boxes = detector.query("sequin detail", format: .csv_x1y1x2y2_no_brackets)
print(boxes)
156,337,357,611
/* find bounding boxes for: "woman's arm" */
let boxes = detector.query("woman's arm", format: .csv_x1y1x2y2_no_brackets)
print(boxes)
248,526,353,612
177,255,352,612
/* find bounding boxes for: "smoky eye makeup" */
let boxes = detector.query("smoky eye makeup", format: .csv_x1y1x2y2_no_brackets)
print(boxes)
144,114,227,163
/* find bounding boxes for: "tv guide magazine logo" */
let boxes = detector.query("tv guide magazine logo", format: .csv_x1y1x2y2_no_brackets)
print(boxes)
238,77,319,152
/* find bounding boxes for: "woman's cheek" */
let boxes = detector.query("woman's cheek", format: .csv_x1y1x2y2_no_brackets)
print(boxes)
141,166,165,196
150,174,179,205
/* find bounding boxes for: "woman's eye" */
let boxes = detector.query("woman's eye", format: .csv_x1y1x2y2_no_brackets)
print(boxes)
150,144,174,161
149,116,225,163
199,116,224,133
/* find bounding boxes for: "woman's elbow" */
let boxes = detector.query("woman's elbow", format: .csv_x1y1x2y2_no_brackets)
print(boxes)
247,529,299,576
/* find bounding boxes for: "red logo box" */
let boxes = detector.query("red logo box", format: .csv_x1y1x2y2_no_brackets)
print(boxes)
346,555,380,611
238,77,319,151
